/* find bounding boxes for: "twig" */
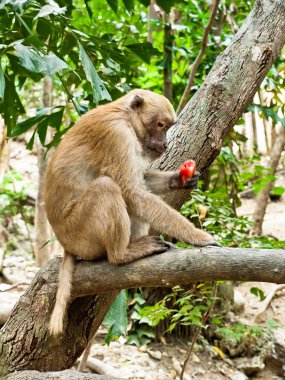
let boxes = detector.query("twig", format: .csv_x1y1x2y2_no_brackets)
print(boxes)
180,282,218,380
85,357,123,378
78,333,97,372
252,284,285,323
0,281,29,292
177,0,221,115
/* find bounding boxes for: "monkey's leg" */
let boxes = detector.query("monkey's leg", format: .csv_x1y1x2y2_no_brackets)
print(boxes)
106,235,168,265
64,176,167,264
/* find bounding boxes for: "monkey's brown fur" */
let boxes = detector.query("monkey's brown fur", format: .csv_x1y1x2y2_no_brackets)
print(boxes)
45,89,217,335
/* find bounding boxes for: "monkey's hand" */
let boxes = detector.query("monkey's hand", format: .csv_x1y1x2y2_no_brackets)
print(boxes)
169,171,200,191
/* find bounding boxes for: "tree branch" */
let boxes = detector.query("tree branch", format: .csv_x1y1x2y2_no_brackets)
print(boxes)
176,0,221,115
0,247,284,374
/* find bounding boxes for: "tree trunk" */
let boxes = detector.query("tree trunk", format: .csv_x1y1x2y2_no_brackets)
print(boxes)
35,76,53,266
147,0,161,43
152,0,285,210
1,0,285,375
0,116,9,184
252,127,285,235
163,13,173,102
0,247,285,375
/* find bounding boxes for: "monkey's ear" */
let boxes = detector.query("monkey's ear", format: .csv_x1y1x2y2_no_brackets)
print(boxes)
130,94,144,110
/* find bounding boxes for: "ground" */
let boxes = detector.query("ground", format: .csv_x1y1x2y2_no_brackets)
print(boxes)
0,140,285,380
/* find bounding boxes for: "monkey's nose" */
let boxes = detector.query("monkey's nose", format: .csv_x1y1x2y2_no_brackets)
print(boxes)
163,142,168,150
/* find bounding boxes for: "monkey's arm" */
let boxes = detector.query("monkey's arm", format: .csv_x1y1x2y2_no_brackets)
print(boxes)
100,128,217,246
144,170,199,194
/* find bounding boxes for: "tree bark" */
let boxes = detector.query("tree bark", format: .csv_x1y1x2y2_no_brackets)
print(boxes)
152,0,285,210
35,76,53,266
252,127,285,235
0,247,285,375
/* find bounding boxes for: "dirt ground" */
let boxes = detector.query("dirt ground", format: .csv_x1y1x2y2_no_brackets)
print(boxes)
1,141,285,380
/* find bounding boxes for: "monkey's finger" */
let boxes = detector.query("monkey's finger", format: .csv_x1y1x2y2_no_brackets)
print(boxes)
184,176,199,190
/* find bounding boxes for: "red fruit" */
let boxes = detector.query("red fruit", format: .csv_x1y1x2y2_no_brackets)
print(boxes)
179,160,196,184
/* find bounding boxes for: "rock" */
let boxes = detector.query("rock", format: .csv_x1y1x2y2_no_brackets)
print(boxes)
235,356,265,375
232,290,246,313
146,349,162,360
192,353,200,363
0,290,22,324
229,370,249,380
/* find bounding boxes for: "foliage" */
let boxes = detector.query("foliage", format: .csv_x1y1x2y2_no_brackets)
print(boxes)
0,170,34,225
103,290,128,345
0,171,34,254
0,0,256,148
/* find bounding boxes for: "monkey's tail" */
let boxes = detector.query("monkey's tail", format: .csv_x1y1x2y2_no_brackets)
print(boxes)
49,251,74,336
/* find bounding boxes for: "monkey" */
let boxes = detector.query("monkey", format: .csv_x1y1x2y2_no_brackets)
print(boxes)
45,89,219,336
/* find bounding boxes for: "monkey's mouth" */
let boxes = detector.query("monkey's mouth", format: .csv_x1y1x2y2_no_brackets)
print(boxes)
146,147,164,159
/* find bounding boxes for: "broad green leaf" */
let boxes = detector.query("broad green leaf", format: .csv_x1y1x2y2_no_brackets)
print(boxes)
103,290,128,345
83,0,93,19
14,44,47,75
45,53,68,75
122,0,134,12
12,114,47,137
37,118,49,145
106,0,118,13
12,106,64,137
0,75,25,135
35,3,66,18
48,107,64,130
27,129,37,150
23,35,45,49
126,42,159,64
0,64,5,101
78,43,111,104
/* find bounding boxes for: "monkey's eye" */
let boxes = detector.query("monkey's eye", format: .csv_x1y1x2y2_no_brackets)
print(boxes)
157,122,164,128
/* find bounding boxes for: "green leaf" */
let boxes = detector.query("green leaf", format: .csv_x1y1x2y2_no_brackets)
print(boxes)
0,64,5,101
106,0,118,13
27,129,37,150
14,44,47,75
48,107,64,130
103,290,128,345
271,186,285,196
12,114,47,137
83,0,93,19
122,0,134,12
137,0,150,6
35,3,66,18
78,43,111,104
250,287,265,301
37,118,49,145
45,53,68,75
0,75,25,135
12,106,64,137
126,42,159,64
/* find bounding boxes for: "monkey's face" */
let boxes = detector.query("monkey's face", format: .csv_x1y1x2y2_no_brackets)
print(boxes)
129,90,177,159
144,116,174,159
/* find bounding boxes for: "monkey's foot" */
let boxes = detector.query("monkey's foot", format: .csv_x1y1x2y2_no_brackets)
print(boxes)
145,236,171,254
